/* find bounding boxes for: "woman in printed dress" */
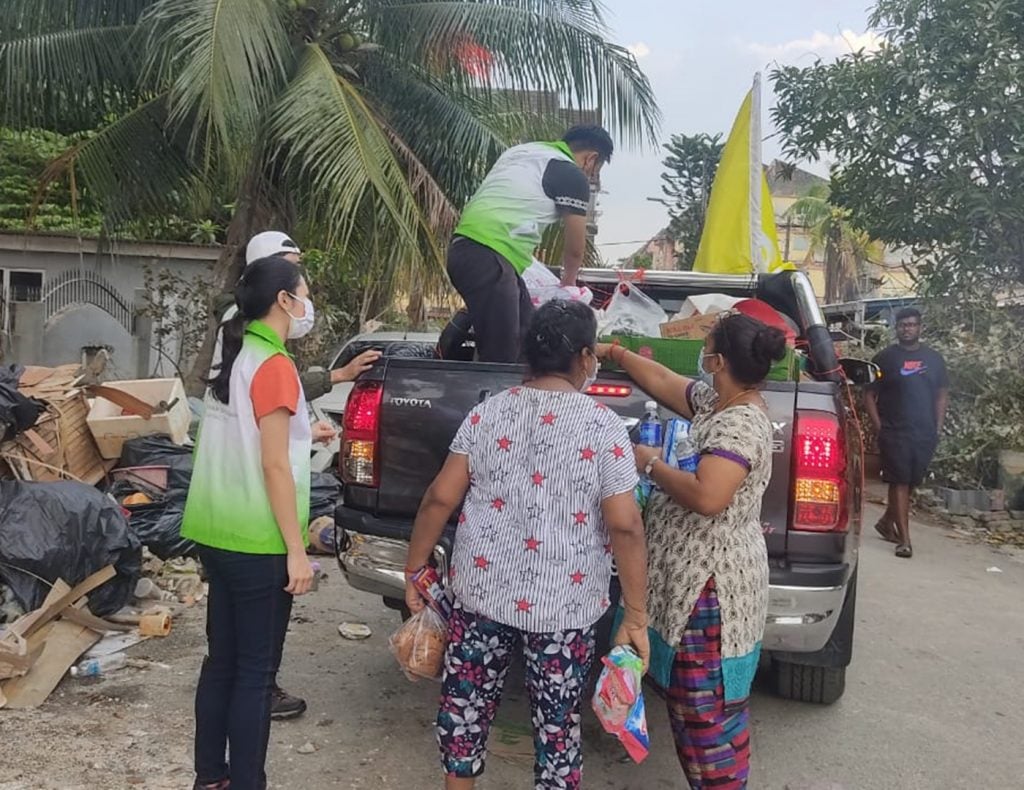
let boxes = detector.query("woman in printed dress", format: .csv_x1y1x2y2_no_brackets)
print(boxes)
598,312,787,790
405,299,651,790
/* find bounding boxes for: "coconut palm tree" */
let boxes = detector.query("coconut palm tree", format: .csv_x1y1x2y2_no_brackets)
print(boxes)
0,0,659,389
786,183,884,303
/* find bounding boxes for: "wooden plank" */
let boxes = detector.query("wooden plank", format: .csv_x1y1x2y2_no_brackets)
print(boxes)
61,607,133,633
0,617,100,708
21,566,116,639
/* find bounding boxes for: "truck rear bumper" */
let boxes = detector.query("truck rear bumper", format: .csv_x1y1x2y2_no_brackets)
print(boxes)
336,506,852,655
763,580,847,654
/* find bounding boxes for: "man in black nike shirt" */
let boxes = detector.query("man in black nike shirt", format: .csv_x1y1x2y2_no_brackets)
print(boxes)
865,307,949,558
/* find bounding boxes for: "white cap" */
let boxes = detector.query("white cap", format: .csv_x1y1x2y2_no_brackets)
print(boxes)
245,231,301,265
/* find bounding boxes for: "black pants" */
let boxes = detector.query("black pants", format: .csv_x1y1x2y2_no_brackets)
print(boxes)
194,547,293,790
447,237,533,363
878,430,938,487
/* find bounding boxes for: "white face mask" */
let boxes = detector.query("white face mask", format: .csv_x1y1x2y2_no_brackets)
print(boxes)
285,294,315,340
697,347,718,385
581,353,599,392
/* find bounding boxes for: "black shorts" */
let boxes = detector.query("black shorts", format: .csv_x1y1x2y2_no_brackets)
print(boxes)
878,431,938,487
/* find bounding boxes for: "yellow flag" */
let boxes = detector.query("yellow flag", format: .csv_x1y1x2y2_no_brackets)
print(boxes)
693,74,792,274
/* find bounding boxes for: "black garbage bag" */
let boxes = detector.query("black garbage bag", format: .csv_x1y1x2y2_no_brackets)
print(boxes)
0,364,45,442
0,481,142,615
118,434,194,491
114,435,195,559
310,472,341,520
123,497,194,561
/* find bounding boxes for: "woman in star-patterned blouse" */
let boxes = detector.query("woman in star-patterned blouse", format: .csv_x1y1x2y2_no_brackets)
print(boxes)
599,312,787,790
404,300,650,790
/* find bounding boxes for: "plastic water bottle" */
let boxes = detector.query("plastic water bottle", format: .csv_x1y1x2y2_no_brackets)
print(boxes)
672,419,700,473
637,401,662,501
70,653,126,678
638,401,662,448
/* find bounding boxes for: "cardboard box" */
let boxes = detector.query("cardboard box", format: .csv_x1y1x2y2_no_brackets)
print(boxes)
86,378,190,459
659,313,720,339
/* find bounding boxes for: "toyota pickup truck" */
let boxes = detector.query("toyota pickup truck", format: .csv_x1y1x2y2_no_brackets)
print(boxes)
334,269,866,704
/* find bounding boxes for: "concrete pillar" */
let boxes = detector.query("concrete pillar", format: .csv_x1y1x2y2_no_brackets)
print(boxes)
132,288,153,378
10,301,45,365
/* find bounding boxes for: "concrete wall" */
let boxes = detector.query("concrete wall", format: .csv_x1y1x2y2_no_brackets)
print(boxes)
0,233,220,377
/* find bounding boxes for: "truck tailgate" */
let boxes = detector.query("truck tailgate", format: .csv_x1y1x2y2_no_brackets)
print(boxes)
370,359,794,558
376,359,525,517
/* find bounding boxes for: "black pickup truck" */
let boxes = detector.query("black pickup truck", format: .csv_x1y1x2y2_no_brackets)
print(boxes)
334,269,866,704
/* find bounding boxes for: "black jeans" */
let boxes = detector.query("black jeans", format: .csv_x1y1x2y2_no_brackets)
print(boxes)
194,547,292,790
447,236,534,363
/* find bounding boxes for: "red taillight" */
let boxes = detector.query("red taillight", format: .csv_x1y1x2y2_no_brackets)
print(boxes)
586,383,632,398
341,381,383,487
791,411,847,532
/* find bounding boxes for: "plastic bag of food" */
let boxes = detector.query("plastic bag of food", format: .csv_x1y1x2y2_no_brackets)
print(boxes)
597,282,666,337
521,259,594,307
388,607,449,681
592,645,650,763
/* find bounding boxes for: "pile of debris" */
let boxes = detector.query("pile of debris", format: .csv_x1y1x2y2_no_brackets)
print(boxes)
0,363,109,484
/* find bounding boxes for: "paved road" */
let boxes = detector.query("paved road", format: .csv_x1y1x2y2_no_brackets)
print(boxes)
266,500,1024,790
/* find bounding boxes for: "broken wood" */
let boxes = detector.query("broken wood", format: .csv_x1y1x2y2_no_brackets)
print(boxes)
61,607,133,633
21,566,116,639
0,581,102,709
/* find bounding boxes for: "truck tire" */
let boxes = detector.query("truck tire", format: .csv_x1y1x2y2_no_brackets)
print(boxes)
773,661,846,705
772,567,857,705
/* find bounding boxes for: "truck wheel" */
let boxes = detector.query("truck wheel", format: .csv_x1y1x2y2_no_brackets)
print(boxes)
773,661,846,704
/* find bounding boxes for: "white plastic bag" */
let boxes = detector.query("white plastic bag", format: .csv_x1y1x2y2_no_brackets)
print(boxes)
388,607,448,681
521,259,594,308
597,282,666,337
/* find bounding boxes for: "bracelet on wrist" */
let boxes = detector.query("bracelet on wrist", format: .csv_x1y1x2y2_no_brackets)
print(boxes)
404,565,425,576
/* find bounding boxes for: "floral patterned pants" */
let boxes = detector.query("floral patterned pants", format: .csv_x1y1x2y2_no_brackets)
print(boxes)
436,606,596,789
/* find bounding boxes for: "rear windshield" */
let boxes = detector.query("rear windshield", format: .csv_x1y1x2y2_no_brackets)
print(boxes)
331,339,436,369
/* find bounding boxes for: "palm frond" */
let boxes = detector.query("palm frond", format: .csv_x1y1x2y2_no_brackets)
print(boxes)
140,0,291,175
38,96,201,226
366,0,660,148
0,25,145,130
265,43,443,271
0,0,153,39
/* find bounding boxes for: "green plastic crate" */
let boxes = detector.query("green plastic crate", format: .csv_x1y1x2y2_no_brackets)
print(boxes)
601,335,797,381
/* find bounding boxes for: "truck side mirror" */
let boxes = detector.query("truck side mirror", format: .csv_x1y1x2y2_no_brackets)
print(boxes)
837,357,880,386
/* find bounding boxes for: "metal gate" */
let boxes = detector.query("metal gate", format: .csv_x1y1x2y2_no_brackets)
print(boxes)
43,269,133,331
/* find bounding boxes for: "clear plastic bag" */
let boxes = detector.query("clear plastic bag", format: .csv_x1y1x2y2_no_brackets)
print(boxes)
388,607,449,681
592,645,650,763
521,259,594,307
596,282,666,337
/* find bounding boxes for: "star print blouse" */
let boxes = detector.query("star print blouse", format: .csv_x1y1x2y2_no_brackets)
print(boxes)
447,386,638,633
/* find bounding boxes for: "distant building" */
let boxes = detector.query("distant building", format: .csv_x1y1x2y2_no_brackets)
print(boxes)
766,161,916,302
622,229,679,271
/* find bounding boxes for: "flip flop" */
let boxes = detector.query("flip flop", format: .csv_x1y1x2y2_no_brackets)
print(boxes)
874,518,899,544
895,544,913,559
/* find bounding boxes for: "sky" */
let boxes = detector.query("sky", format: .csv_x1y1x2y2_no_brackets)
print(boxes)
593,0,880,263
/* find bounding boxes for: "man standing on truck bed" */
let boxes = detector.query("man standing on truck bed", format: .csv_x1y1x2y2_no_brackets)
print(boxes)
447,125,613,363
866,307,949,559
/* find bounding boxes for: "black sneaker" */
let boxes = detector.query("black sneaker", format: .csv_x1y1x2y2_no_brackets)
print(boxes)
270,686,307,721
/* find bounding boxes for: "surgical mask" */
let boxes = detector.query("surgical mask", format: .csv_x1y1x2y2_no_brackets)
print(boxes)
286,294,315,340
581,354,599,392
697,348,717,385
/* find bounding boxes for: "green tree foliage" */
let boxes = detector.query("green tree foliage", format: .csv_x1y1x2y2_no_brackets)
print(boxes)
786,183,884,303
657,132,723,270
1,0,660,392
0,128,103,234
770,0,1024,292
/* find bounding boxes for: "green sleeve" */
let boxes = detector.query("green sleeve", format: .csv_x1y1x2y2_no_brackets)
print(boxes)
300,369,332,402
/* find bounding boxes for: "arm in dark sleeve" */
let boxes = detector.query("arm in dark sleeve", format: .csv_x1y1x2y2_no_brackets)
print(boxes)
542,159,590,216
299,369,332,402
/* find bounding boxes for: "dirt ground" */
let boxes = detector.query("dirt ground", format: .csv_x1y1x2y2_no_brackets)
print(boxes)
3,500,1024,789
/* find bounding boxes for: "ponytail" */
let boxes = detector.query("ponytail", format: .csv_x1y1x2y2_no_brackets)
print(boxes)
210,312,245,404
206,254,303,404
